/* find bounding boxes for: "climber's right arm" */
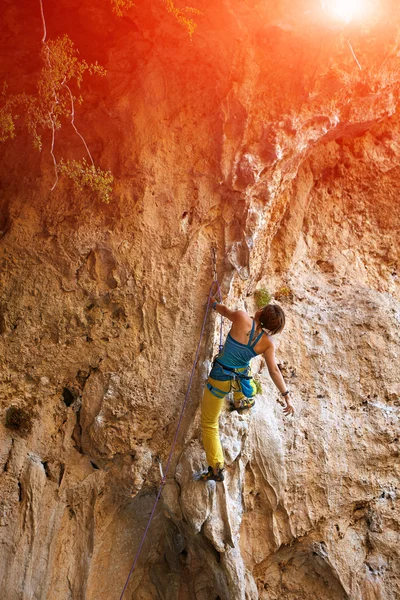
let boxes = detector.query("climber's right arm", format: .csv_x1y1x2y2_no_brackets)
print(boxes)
263,340,294,416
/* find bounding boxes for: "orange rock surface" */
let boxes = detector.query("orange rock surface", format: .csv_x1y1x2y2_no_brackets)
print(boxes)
0,1,399,599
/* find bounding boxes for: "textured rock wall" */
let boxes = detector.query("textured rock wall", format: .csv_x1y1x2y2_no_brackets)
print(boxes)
0,1,399,599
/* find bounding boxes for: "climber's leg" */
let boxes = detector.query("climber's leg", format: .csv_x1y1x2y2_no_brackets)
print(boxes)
201,376,231,473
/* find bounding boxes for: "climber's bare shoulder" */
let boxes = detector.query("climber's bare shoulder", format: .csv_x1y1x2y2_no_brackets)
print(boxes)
228,311,254,343
219,307,249,324
257,333,274,356
231,309,251,323
251,329,273,355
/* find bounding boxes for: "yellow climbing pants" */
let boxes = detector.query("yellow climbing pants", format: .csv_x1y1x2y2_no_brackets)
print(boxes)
201,376,245,469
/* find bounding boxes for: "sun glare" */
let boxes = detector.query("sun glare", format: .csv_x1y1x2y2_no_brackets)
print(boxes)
325,0,366,23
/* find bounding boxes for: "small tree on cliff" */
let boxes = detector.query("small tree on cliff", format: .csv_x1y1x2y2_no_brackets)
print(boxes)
0,4,113,203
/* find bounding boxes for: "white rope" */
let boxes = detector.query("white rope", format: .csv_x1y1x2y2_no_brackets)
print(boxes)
49,114,59,190
347,39,362,70
63,83,95,166
39,0,47,43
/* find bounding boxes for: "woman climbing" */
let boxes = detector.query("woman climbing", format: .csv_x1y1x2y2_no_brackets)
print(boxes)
200,297,294,482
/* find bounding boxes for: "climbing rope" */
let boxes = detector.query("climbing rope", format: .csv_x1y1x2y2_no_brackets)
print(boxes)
212,247,224,352
119,252,223,600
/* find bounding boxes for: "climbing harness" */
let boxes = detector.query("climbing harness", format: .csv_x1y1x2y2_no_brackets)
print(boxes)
206,361,253,397
119,249,223,600
213,358,251,376
207,356,258,401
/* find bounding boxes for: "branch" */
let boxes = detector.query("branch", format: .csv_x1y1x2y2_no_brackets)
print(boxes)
63,83,94,166
347,39,362,71
49,112,59,190
39,0,47,43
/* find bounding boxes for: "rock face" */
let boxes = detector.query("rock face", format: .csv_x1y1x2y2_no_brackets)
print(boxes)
0,1,399,599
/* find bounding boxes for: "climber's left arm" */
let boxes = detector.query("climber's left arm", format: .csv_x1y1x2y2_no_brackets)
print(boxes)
210,297,247,323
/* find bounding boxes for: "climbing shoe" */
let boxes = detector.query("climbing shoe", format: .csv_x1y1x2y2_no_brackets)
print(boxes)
230,397,255,412
200,466,225,482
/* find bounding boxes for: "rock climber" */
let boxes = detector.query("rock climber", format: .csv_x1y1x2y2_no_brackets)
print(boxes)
200,297,294,482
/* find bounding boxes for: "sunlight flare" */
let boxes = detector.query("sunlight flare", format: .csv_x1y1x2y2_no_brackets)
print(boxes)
324,0,366,23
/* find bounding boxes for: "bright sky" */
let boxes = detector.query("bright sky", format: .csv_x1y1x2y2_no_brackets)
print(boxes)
322,0,367,23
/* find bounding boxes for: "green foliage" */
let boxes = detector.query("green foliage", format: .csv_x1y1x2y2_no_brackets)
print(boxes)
0,83,22,142
59,159,114,203
1,35,106,151
111,0,201,38
164,0,202,38
0,107,16,141
254,378,263,396
35,35,106,150
254,288,272,309
111,0,136,17
274,286,294,302
1,35,112,202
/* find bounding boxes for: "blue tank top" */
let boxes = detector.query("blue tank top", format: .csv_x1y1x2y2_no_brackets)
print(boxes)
210,320,265,381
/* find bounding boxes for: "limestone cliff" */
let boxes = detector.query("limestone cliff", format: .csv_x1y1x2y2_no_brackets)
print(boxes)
0,1,399,599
